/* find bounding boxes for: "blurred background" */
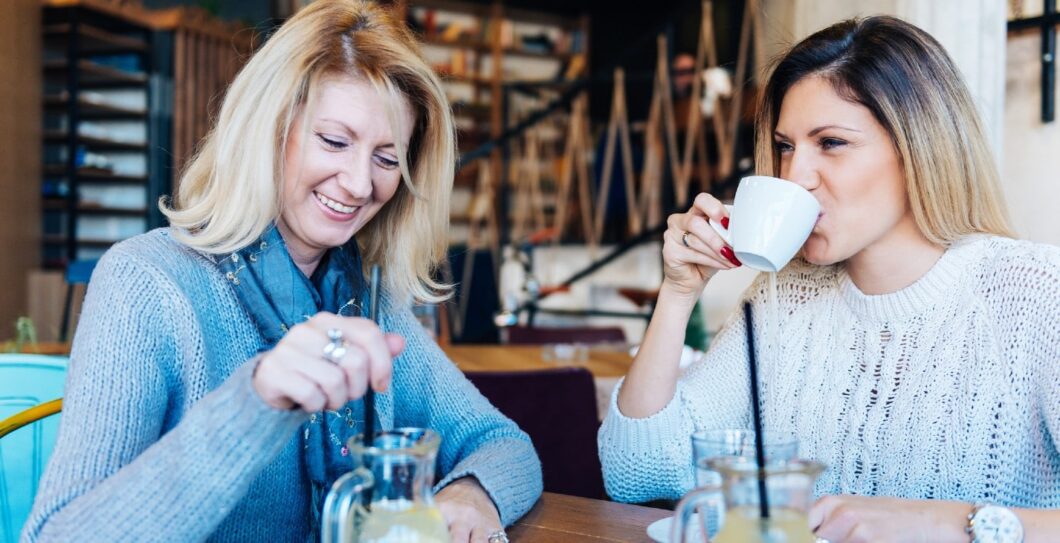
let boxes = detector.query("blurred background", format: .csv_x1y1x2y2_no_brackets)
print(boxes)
0,0,1056,351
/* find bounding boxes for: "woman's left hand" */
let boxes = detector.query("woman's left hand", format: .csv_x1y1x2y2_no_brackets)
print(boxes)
436,477,503,543
809,495,969,543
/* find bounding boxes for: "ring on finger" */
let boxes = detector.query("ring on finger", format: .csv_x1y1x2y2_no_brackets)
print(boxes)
681,231,692,248
487,530,509,543
322,328,347,364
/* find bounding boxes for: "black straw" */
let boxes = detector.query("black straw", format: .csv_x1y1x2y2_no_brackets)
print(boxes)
744,301,770,520
364,264,381,445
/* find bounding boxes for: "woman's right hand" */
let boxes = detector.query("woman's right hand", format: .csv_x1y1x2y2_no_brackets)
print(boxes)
252,312,406,412
662,193,743,298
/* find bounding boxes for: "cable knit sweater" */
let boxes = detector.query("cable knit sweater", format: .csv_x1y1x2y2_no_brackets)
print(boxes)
23,229,542,542
599,235,1060,506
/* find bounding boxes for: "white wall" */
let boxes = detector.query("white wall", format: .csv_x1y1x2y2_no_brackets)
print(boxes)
1003,32,1060,245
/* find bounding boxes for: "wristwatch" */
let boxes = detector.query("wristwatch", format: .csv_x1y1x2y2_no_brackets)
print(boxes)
967,503,1024,543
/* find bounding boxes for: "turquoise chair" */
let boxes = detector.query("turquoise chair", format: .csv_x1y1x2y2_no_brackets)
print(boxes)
0,354,67,543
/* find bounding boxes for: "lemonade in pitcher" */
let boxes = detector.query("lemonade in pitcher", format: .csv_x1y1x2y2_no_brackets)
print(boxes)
359,499,449,543
322,429,448,543
712,506,816,543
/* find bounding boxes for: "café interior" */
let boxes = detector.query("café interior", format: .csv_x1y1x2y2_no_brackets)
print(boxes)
1,0,1058,542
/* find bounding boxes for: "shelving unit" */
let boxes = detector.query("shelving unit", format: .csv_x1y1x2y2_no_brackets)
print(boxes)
402,0,589,244
41,4,157,268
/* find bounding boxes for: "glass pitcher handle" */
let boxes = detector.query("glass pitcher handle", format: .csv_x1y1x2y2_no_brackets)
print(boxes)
322,467,374,543
671,486,725,543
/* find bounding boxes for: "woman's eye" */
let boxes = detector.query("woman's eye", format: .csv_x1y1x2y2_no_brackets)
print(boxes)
317,133,347,150
774,140,794,154
374,154,400,169
820,137,846,150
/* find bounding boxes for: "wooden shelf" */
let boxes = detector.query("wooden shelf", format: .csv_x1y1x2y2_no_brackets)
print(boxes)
423,35,491,53
423,35,572,61
442,73,492,87
44,131,147,151
44,166,148,184
452,101,492,118
503,46,572,61
76,204,148,216
44,23,148,53
42,198,70,211
44,95,147,118
45,59,148,86
43,235,117,248
42,199,147,216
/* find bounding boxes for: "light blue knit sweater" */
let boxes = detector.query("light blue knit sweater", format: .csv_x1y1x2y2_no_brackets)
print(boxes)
22,229,542,542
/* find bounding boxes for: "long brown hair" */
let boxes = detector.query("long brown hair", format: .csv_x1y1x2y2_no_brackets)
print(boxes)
756,16,1014,244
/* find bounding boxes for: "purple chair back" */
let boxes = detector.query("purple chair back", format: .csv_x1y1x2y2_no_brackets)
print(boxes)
506,325,626,345
465,367,605,499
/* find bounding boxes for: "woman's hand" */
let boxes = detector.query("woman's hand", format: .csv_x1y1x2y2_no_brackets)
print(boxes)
436,477,503,543
809,495,969,543
662,192,741,299
252,312,405,411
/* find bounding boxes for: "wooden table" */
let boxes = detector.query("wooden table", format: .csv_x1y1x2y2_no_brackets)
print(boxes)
508,492,669,542
442,345,633,378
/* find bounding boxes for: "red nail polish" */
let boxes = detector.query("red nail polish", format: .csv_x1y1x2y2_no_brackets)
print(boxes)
721,217,730,230
720,247,742,266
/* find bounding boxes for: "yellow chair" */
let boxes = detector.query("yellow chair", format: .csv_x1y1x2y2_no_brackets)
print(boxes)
0,354,67,543
0,400,63,440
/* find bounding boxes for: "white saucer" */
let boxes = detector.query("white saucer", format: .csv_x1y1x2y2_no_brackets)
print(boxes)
647,514,708,543
646,516,672,543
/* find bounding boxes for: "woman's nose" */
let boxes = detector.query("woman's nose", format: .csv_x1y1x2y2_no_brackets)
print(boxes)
338,154,374,201
784,149,820,192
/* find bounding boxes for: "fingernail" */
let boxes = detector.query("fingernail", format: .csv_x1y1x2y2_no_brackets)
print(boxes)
721,217,730,230
720,246,742,267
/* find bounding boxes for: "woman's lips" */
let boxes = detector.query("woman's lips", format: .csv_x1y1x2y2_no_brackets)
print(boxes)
314,191,360,222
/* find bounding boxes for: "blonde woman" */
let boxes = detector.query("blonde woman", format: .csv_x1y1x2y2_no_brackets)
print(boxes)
24,2,540,541
599,16,1060,542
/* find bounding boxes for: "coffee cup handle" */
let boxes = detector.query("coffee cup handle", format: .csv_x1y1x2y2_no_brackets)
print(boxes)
707,204,733,245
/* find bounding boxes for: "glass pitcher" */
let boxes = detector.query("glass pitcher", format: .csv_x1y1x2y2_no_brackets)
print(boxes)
322,428,449,543
671,456,825,543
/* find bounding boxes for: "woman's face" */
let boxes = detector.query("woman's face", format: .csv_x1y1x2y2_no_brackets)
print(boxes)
279,76,415,265
774,75,913,266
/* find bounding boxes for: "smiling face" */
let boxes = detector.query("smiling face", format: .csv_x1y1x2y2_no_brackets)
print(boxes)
773,75,916,267
278,76,415,271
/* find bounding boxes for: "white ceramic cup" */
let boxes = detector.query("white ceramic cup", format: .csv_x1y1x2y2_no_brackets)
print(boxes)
708,176,820,272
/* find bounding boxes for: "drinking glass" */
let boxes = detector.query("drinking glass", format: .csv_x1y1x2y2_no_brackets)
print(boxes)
692,429,799,487
673,456,825,543
688,429,799,539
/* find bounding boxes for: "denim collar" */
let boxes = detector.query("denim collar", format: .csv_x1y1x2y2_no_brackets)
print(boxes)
217,224,363,344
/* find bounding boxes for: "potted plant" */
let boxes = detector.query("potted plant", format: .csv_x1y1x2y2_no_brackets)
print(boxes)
1,317,71,355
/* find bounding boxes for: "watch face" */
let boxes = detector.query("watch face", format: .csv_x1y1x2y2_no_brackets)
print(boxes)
972,505,1024,543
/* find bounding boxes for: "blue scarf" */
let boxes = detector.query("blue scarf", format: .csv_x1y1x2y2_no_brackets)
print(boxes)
217,224,371,531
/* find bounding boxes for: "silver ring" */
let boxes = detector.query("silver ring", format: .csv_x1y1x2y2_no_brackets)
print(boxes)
487,530,509,543
681,230,692,248
322,328,347,364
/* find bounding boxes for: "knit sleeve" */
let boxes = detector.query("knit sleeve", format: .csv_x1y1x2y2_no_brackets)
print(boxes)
597,285,760,504
382,298,543,526
23,247,305,543
1026,246,1060,448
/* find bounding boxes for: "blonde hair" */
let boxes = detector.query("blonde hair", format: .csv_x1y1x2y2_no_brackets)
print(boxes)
755,16,1015,244
162,0,455,302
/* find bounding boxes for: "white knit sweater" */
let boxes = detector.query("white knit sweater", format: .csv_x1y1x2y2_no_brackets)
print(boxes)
599,235,1060,506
